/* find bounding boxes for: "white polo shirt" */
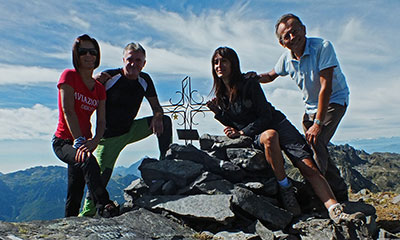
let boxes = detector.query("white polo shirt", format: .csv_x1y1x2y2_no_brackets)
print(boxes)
274,37,349,114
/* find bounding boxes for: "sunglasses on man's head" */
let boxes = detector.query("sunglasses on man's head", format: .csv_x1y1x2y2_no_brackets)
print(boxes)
78,48,98,56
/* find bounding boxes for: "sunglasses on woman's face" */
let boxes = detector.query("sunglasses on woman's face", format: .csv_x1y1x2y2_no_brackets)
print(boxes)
78,48,98,56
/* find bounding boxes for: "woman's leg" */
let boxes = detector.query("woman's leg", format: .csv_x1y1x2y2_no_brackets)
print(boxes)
52,137,115,217
53,137,87,217
259,129,301,216
65,165,85,217
260,129,287,181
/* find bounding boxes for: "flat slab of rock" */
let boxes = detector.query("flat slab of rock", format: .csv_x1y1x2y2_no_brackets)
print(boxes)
200,134,253,150
0,208,197,240
214,230,259,240
135,194,235,224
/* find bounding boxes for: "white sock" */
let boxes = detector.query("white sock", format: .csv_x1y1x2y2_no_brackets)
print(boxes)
328,203,341,212
278,177,290,188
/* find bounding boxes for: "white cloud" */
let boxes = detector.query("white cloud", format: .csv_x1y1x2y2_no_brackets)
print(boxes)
0,64,60,85
144,46,210,78
69,10,91,30
119,4,281,78
96,41,124,70
0,104,57,140
335,18,392,66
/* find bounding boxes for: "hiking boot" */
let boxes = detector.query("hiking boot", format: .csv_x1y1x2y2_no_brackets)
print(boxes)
279,185,301,217
98,201,120,218
78,198,96,217
329,203,365,224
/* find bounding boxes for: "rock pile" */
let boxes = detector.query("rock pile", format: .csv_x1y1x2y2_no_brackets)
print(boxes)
122,134,378,239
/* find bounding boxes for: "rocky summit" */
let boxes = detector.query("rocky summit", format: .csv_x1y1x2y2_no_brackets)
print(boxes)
1,134,399,240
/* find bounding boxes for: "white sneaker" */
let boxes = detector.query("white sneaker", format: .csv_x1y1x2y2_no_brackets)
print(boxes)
329,204,365,224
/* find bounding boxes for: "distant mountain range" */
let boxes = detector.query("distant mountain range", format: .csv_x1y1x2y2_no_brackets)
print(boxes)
335,136,400,154
113,158,144,178
0,166,138,222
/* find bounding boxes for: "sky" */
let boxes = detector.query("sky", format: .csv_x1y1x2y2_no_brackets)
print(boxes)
0,0,399,174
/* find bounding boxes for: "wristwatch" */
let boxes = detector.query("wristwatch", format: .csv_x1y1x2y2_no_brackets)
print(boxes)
314,119,322,126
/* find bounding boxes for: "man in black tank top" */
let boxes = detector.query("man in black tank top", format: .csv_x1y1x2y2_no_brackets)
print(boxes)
79,42,172,217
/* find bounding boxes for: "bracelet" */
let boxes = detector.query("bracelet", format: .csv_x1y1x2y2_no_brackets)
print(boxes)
73,136,86,149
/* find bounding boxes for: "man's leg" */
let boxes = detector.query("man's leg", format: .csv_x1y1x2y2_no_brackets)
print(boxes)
80,117,155,216
295,158,337,208
303,103,348,201
153,115,173,159
81,155,112,209
79,134,130,217
295,157,365,224
277,118,364,223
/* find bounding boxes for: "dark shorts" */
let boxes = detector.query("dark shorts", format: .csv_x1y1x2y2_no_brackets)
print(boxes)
253,119,313,164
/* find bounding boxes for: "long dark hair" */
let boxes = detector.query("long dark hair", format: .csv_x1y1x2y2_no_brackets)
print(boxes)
211,47,243,107
72,34,101,71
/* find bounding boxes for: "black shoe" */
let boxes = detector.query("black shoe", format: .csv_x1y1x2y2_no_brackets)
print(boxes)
279,184,302,217
98,201,119,218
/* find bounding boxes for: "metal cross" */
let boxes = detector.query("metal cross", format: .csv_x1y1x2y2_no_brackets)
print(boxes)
162,76,210,145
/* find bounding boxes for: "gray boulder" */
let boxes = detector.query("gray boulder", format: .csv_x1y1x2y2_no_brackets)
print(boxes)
239,178,279,197
177,171,225,195
249,220,275,240
166,144,223,171
231,185,293,229
166,143,247,182
134,194,235,225
227,148,268,171
139,158,203,187
293,217,372,240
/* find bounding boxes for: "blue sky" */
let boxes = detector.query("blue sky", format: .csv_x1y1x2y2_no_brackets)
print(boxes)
0,0,399,173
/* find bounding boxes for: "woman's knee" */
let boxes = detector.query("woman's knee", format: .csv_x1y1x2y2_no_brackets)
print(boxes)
260,130,279,148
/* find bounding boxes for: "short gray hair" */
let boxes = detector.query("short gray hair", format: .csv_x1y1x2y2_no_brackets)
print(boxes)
123,42,146,56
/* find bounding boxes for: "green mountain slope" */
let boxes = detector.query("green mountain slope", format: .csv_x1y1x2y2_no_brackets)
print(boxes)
0,166,138,222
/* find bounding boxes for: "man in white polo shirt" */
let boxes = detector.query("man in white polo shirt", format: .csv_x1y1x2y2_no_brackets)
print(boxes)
258,13,350,202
